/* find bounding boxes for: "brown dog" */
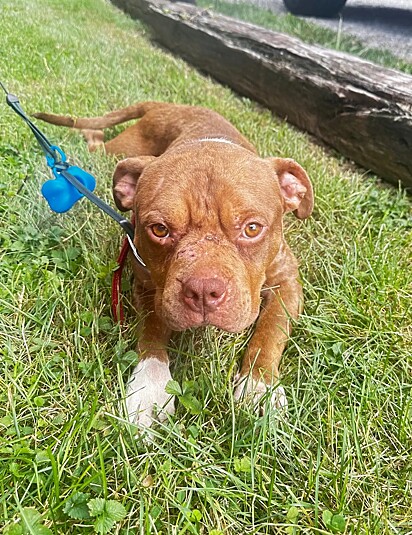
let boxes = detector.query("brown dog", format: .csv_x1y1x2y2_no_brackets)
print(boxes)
34,102,313,428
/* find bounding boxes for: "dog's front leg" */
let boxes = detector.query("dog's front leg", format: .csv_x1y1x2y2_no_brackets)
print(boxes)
125,290,175,428
234,274,303,413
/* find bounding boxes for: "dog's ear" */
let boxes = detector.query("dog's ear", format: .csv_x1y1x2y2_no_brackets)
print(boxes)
113,156,156,211
268,158,314,219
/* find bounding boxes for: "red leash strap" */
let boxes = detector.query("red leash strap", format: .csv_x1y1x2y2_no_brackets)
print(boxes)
112,215,135,323
111,235,130,323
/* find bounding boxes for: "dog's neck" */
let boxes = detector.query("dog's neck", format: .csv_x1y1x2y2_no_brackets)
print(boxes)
196,137,236,145
172,137,243,152
169,135,257,155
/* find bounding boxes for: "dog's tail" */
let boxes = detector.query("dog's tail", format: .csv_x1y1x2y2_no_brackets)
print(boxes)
32,101,159,130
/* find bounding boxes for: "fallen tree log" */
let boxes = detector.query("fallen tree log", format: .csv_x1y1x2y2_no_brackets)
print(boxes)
112,0,412,188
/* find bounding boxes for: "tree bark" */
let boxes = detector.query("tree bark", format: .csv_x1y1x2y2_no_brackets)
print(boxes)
112,0,412,188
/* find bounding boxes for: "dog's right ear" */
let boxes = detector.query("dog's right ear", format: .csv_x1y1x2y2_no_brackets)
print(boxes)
113,156,156,211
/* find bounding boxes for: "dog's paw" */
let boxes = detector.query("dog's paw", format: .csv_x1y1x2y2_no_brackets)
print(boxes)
233,374,288,414
125,358,175,429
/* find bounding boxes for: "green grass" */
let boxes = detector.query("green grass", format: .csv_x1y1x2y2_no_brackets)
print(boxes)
1,0,411,533
197,0,412,74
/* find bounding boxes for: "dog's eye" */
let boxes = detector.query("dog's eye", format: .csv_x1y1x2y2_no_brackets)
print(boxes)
243,222,263,238
151,224,169,238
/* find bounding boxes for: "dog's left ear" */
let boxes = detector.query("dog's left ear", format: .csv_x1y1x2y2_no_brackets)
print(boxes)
113,156,156,211
268,158,314,219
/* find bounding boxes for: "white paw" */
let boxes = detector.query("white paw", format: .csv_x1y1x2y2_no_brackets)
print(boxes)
125,358,175,429
233,374,288,413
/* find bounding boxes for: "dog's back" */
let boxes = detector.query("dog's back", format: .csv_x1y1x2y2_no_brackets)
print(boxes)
34,101,255,157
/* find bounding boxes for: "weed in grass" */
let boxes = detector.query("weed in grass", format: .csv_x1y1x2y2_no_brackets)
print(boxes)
1,0,411,533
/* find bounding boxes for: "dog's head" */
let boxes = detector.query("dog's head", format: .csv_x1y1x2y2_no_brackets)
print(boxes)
113,142,313,332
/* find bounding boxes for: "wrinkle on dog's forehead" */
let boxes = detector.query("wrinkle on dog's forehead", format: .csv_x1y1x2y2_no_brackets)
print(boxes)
137,145,280,229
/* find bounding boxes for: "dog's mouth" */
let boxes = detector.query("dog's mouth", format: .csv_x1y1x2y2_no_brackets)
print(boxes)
155,265,260,333
162,309,257,333
159,288,259,333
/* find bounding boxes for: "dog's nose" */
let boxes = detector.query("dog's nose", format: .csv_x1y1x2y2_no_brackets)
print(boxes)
182,276,227,313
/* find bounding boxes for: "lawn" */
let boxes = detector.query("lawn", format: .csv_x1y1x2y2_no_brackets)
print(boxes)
0,0,411,533
197,0,412,75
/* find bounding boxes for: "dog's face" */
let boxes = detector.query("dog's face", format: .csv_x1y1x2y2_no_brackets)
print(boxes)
113,143,312,332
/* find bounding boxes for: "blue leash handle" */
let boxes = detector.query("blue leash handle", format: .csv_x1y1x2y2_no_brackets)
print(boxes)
1,82,146,266
3,89,98,214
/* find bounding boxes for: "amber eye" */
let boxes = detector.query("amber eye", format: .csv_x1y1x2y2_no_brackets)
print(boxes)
151,224,169,238
243,222,263,238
